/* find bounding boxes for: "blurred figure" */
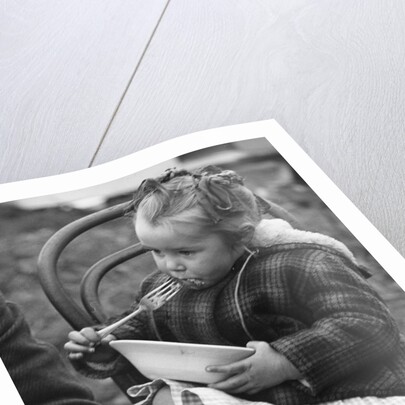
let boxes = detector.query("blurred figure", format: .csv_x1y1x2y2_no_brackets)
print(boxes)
0,290,100,405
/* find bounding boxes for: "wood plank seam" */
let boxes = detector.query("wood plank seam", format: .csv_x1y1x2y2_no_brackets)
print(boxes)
88,0,173,167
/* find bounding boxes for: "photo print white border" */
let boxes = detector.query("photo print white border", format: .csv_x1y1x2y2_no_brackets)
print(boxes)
1,119,404,293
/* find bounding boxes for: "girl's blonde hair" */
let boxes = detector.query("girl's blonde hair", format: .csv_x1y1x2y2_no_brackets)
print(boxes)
128,166,262,246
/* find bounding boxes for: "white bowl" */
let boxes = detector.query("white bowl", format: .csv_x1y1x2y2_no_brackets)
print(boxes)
109,340,255,384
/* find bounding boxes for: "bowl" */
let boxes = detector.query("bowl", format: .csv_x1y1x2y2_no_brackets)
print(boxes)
109,340,255,384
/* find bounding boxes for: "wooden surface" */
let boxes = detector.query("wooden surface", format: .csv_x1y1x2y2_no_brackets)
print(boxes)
1,0,405,256
0,0,169,178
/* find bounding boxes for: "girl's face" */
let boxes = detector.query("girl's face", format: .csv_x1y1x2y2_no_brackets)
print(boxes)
135,213,244,289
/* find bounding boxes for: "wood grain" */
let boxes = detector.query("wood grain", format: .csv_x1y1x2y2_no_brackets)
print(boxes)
93,0,405,255
0,0,168,182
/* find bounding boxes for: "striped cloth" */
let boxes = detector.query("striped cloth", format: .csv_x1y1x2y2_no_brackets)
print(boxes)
127,379,405,405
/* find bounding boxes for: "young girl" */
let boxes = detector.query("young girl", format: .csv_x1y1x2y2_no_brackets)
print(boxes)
65,166,405,405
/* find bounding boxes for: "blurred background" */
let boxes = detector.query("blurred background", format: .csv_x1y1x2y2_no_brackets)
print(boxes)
1,138,404,404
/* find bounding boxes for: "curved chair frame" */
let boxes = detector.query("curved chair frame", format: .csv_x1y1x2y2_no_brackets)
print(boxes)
37,202,143,329
37,202,149,399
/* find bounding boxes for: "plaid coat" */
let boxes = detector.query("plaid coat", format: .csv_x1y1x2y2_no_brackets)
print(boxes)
74,243,405,405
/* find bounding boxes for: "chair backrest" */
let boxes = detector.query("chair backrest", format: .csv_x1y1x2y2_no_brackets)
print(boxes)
37,202,144,329
37,201,150,396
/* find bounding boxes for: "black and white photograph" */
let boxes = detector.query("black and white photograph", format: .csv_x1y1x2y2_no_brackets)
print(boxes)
2,2,405,404
1,135,405,405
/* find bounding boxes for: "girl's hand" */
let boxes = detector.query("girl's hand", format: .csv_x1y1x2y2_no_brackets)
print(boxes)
206,341,302,395
64,327,117,362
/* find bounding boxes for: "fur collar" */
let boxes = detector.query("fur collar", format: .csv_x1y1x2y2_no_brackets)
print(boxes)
250,219,357,265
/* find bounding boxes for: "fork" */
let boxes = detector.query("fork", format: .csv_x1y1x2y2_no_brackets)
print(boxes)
97,278,182,340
